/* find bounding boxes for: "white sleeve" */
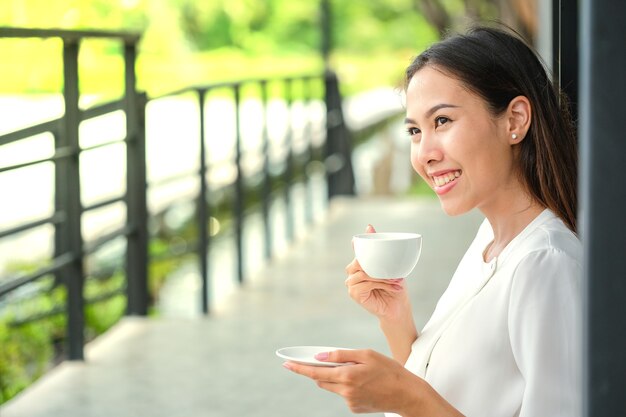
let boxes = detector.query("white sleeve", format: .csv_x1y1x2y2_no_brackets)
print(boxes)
508,249,582,417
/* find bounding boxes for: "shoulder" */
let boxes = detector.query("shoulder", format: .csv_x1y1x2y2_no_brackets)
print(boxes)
502,211,581,303
509,210,581,271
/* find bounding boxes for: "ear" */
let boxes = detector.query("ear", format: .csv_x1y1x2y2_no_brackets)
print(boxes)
506,95,531,144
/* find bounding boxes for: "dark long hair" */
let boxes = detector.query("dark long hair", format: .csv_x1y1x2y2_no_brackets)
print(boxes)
405,26,578,233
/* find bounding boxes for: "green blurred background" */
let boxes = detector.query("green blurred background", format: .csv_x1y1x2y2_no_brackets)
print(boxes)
0,0,452,99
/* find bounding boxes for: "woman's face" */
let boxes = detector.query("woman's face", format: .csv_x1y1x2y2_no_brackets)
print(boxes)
405,66,519,216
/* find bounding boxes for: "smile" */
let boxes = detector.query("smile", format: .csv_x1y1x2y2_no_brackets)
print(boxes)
432,170,461,187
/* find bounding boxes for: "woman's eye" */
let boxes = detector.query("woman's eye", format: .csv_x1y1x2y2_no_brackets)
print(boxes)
435,116,450,127
406,127,421,136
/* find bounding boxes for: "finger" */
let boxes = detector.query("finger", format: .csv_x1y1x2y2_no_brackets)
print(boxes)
344,272,374,288
316,349,375,365
352,224,376,251
346,276,405,293
345,258,362,275
316,380,343,395
283,361,338,382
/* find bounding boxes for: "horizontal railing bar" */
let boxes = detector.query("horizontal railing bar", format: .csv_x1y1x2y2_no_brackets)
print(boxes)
8,305,65,327
81,138,127,152
83,225,134,256
83,195,126,212
0,99,123,148
0,211,66,240
84,286,126,304
80,99,125,121
149,250,180,263
85,266,124,281
0,27,140,43
151,241,199,261
8,285,125,327
149,74,321,101
0,252,75,297
148,170,198,188
0,119,59,146
146,152,307,190
0,146,74,173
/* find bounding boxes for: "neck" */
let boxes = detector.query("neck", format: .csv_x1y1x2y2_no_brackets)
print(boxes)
482,198,544,262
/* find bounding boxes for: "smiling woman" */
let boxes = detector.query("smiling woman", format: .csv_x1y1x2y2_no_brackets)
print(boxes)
283,25,581,417
405,66,533,217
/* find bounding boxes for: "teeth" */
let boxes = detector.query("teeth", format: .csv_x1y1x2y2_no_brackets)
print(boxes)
433,171,461,187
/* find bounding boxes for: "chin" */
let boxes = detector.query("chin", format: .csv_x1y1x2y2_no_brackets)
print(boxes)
439,200,471,217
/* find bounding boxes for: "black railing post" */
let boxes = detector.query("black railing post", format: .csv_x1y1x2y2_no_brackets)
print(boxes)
260,80,272,261
197,88,210,314
233,84,245,284
61,38,85,360
324,70,355,200
124,41,148,316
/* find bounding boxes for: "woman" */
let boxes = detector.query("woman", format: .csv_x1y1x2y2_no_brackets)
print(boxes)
283,25,581,417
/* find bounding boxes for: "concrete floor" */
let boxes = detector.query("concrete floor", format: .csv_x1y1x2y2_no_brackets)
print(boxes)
0,197,483,417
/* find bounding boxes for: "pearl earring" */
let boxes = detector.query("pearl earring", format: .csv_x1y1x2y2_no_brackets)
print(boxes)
512,133,518,140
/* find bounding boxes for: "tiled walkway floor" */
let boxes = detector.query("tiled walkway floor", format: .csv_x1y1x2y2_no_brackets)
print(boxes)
1,197,483,417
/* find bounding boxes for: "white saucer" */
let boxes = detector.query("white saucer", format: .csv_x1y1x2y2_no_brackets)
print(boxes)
276,346,355,367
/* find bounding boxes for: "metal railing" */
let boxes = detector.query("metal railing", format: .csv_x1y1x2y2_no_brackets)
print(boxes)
0,28,145,361
0,28,355,361
146,72,354,314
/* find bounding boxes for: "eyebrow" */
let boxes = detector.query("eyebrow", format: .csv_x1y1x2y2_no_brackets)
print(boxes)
404,103,460,124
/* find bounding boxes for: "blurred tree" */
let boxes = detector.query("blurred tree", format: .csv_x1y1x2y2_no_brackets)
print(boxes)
0,0,539,94
177,0,320,54
411,0,537,43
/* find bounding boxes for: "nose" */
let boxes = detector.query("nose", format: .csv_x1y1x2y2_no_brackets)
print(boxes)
415,132,443,167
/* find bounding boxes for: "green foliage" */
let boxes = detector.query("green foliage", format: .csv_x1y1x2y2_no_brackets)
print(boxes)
0,0,438,97
0,320,53,404
84,295,126,338
84,273,127,338
331,0,438,53
148,250,189,304
0,262,146,404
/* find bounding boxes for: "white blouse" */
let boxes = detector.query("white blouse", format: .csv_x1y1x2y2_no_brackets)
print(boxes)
386,209,582,417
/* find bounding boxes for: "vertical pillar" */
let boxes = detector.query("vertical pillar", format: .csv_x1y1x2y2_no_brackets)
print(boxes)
324,70,355,200
580,1,626,416
233,85,244,284
124,41,149,315
61,38,85,360
197,89,210,314
260,81,272,261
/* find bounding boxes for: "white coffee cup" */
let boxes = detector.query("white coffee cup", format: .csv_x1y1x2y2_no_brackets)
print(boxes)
352,232,422,279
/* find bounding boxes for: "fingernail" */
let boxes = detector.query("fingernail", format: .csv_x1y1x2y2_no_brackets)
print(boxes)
314,352,329,360
392,284,403,291
282,362,293,370
366,224,374,232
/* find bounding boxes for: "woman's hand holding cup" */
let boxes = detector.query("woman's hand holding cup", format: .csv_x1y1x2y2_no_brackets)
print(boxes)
345,225,416,321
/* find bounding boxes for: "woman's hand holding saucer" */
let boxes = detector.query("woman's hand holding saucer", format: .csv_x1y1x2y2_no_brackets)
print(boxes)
283,349,418,414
